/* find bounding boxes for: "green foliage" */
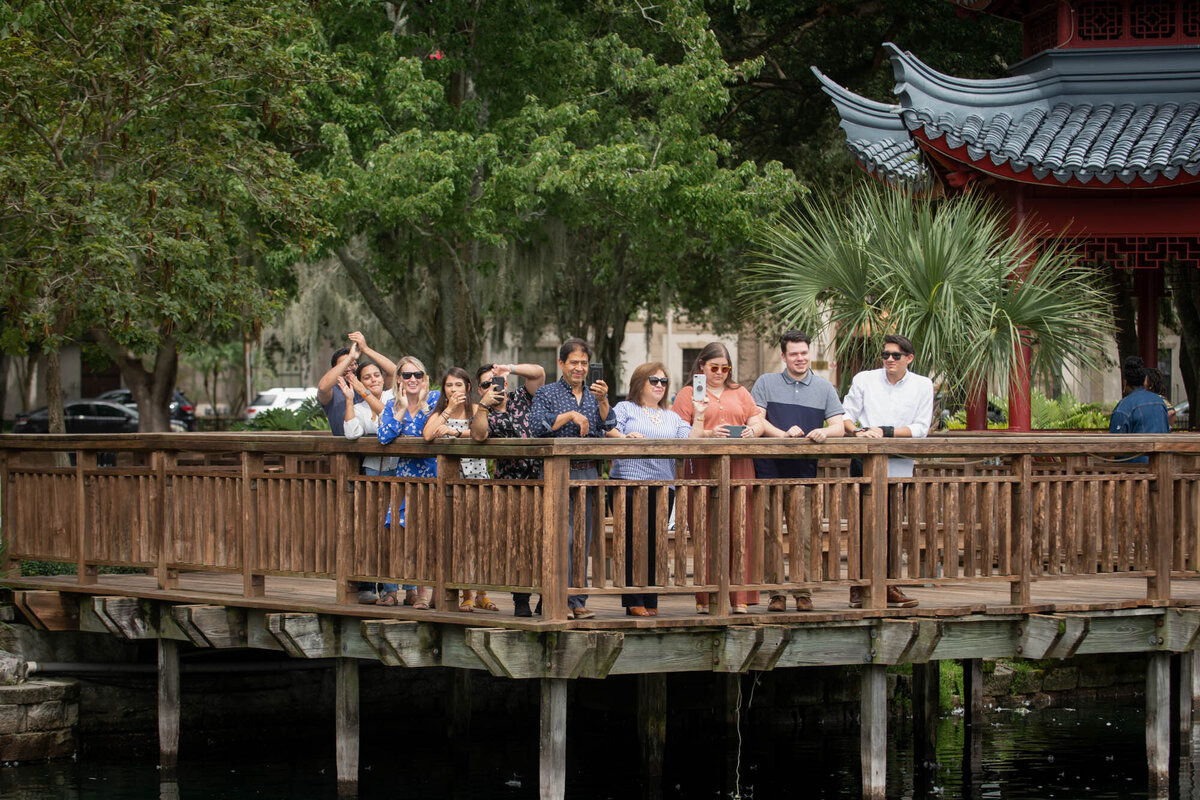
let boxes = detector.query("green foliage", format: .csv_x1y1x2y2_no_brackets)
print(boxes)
0,0,332,427
231,397,329,431
944,390,1110,430
744,185,1116,399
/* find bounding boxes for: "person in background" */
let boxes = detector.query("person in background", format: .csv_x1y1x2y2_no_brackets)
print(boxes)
841,334,933,610
1109,356,1170,462
605,362,695,616
672,342,764,615
423,367,496,612
1144,367,1177,427
751,330,845,613
339,362,400,604
317,332,396,437
471,362,547,618
317,332,395,604
530,338,615,620
376,356,438,608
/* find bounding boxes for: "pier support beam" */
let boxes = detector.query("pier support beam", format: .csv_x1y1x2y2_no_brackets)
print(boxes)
449,668,473,744
157,638,180,775
912,661,939,771
637,673,667,778
540,678,568,800
336,658,360,797
1174,652,1196,736
860,664,887,800
962,658,984,790
1147,652,1170,795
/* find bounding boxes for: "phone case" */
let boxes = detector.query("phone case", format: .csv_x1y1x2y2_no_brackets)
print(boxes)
693,374,706,402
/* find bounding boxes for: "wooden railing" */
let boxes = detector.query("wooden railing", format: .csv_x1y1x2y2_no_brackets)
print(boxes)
2,433,1198,621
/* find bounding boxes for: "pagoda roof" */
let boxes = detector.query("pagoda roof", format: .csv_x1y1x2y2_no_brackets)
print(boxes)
813,43,1200,189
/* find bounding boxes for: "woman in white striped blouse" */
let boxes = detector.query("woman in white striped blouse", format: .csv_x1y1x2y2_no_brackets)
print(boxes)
606,362,697,616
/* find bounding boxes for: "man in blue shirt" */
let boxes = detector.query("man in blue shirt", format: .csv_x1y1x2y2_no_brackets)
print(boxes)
531,338,615,619
1109,356,1170,462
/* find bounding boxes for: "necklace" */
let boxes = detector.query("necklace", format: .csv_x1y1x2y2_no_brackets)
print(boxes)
641,405,663,425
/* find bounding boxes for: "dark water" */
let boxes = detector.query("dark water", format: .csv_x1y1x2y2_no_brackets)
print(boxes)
0,700,1193,798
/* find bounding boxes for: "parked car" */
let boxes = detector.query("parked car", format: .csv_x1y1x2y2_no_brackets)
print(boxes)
13,401,140,434
244,387,319,419
1174,400,1190,429
96,388,196,431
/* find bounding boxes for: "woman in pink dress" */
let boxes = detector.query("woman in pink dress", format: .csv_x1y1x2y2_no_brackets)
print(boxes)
672,342,764,614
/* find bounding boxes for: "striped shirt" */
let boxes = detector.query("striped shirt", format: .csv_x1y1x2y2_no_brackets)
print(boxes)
609,401,692,481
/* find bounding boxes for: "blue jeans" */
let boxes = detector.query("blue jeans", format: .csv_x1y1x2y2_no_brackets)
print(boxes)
568,466,598,609
365,467,407,593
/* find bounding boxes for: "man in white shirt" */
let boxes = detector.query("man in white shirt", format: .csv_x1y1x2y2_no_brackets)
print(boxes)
842,334,934,609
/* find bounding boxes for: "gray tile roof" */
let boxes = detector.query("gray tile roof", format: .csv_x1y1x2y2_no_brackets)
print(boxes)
814,44,1200,187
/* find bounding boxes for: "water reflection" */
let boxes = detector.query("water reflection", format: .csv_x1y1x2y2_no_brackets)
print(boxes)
6,701,1200,798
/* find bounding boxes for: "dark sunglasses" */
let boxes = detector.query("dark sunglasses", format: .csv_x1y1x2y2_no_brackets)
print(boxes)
647,377,669,387
881,351,907,361
400,370,425,380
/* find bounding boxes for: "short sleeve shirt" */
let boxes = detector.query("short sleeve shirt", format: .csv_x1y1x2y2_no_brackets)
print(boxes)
321,391,364,437
750,370,843,479
486,386,542,480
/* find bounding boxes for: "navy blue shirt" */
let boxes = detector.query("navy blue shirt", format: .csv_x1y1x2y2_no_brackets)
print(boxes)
1109,387,1170,463
321,391,364,437
530,378,616,438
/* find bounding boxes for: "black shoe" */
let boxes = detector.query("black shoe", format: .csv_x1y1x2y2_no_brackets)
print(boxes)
513,597,532,618
534,597,543,616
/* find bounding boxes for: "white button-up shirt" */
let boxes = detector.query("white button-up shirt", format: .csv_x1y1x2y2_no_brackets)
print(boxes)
841,368,934,477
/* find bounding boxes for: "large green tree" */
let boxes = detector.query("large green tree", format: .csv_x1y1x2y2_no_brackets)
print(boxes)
304,0,800,383
0,0,327,430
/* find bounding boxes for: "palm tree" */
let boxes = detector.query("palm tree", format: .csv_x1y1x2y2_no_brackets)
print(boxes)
742,184,1114,411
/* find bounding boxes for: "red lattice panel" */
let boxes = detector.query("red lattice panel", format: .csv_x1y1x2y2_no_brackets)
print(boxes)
1131,0,1176,36
1186,0,1200,35
1082,236,1200,268
1079,1,1125,39
1025,7,1060,56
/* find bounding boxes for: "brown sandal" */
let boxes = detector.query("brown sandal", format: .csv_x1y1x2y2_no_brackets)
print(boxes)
376,591,400,607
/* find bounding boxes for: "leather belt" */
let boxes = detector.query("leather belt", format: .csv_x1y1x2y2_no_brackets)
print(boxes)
569,460,597,470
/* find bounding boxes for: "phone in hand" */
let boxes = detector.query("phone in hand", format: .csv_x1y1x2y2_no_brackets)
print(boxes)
693,373,706,402
491,376,506,391
588,362,604,386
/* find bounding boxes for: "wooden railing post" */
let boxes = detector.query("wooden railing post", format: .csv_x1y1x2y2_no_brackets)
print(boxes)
241,452,265,598
864,453,889,610
334,453,354,605
0,452,16,578
1011,453,1032,606
76,450,97,585
153,451,179,590
1149,451,1175,602
542,456,569,621
436,455,461,613
715,455,731,616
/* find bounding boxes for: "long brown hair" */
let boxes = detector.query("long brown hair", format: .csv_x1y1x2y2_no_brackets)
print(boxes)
627,362,670,409
430,367,476,417
690,342,741,390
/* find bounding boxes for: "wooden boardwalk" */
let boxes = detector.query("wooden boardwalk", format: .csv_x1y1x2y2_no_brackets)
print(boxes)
3,432,1200,798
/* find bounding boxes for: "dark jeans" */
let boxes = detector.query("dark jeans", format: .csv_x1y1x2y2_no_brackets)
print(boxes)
609,486,673,609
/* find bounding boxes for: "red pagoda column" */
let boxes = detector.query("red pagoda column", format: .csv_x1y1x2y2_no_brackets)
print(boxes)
966,383,988,431
1008,338,1032,432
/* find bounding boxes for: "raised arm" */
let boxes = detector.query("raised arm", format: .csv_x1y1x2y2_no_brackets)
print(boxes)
347,332,397,391
317,343,358,404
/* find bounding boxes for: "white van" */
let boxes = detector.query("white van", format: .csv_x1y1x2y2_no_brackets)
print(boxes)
244,387,319,419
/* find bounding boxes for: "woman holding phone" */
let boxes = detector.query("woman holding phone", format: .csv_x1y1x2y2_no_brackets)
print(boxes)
605,362,696,616
423,367,497,612
671,342,764,614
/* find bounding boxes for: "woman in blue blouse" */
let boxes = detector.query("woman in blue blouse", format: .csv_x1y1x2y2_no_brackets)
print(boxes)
606,362,695,616
374,356,439,608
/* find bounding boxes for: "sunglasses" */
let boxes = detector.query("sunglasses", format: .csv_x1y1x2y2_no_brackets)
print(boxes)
705,364,731,374
881,351,907,361
400,370,425,380
647,377,669,387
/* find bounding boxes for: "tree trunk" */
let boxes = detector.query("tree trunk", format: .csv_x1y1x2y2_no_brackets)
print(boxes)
45,349,66,435
1109,266,1139,368
91,329,179,432
1166,262,1200,429
0,351,8,428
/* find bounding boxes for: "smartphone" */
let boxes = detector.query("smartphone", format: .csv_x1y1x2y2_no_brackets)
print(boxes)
726,425,745,439
491,376,506,391
692,373,706,402
588,362,604,386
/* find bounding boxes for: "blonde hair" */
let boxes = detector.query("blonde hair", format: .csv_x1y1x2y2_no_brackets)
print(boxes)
393,356,432,415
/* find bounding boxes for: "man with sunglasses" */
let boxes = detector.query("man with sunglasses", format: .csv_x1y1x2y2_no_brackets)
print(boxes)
842,334,933,609
751,330,845,613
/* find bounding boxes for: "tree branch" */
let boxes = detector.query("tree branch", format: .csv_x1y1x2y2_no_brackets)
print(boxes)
335,245,422,346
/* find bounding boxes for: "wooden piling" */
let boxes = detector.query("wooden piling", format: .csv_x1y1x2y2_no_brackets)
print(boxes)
336,657,360,797
540,678,568,800
912,661,939,771
962,658,984,777
637,673,667,778
1147,651,1171,794
860,663,887,800
449,668,473,744
157,638,179,773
